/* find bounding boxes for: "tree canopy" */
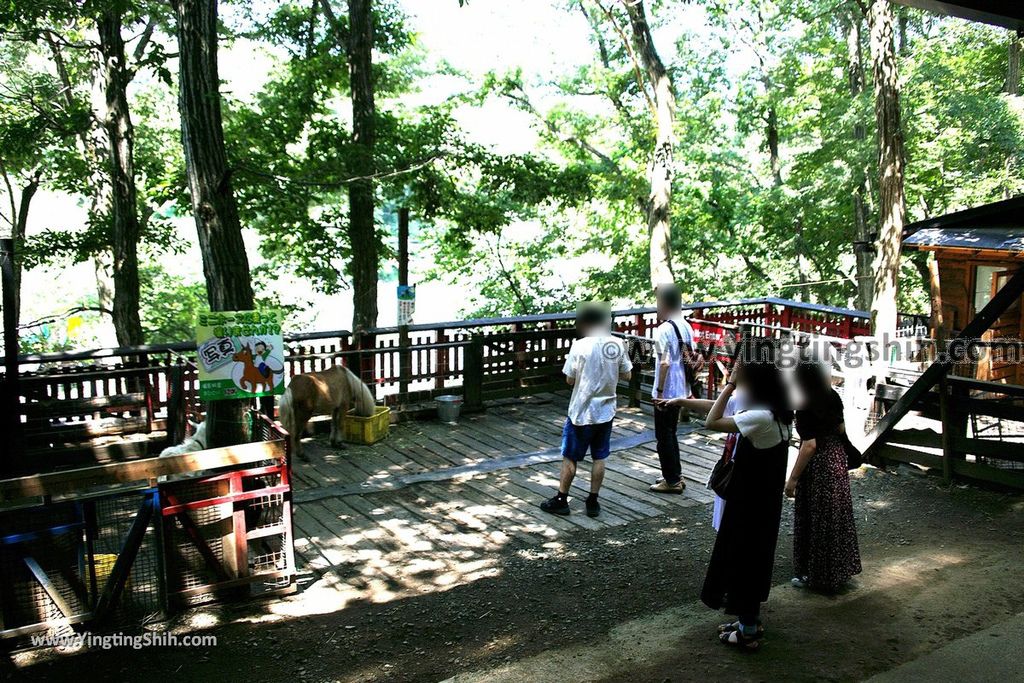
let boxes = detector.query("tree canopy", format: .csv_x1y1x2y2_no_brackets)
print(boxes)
1,0,1021,350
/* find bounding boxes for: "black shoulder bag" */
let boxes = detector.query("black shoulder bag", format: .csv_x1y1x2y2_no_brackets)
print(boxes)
708,452,735,499
842,432,863,470
668,319,705,397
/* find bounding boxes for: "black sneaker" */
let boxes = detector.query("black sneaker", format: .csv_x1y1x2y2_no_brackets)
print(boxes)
540,495,570,516
585,496,600,518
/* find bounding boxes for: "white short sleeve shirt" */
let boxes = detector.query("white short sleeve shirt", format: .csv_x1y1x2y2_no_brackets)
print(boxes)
563,334,633,425
652,315,695,400
733,408,792,449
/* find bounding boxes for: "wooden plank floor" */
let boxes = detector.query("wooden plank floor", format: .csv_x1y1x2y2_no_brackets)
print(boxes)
289,392,723,603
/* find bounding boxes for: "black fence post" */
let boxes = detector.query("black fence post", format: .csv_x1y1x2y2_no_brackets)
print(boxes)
166,363,187,446
464,335,484,411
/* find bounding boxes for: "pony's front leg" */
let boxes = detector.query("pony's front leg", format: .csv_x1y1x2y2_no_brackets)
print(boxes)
330,408,348,449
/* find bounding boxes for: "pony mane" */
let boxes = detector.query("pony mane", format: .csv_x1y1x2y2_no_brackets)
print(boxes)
346,366,376,417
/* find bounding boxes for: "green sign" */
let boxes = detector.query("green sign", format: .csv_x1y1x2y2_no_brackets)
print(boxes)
196,309,286,401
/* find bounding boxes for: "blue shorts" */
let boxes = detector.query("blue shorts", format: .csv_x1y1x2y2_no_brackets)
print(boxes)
561,418,613,462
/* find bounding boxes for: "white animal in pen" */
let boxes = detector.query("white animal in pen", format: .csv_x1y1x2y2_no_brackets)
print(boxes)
159,420,208,457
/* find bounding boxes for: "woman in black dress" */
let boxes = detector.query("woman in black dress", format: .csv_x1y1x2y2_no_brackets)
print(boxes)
700,359,792,650
785,361,862,592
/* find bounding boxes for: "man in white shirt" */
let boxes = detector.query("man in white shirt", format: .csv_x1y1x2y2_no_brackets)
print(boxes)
541,304,633,518
650,284,696,494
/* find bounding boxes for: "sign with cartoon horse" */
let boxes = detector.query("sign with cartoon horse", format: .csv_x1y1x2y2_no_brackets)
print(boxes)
196,309,286,400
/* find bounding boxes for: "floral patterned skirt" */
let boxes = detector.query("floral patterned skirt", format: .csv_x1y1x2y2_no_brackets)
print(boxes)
793,435,862,592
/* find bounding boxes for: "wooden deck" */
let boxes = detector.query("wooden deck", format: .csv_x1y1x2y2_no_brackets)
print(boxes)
288,393,722,604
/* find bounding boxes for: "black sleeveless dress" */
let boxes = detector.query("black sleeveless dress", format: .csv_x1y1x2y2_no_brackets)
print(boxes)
700,423,788,615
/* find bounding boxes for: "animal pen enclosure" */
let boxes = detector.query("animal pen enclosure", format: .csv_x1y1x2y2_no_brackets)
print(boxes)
0,407,296,643
0,296,981,643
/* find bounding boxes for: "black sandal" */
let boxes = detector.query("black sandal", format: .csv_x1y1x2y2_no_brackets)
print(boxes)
719,628,763,650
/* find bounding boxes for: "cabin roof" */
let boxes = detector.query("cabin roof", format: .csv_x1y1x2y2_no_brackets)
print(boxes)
902,195,1024,254
893,1,1024,30
903,227,1024,253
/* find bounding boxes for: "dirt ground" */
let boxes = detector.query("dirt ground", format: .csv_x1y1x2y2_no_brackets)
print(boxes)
5,465,1024,682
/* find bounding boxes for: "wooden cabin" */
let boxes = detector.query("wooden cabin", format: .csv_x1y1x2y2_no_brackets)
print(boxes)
903,196,1024,385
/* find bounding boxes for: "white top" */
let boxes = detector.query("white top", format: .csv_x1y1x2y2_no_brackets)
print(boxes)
733,407,792,449
712,390,746,531
562,333,633,425
652,314,695,399
723,391,745,451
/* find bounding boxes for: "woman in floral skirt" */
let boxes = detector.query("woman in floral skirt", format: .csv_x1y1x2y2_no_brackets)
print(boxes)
785,360,862,592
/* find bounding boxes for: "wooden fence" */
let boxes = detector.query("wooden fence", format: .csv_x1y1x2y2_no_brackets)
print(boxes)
872,374,1024,489
6,297,876,414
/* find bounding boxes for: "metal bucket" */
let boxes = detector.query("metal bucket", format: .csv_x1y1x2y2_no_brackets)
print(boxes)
436,395,463,423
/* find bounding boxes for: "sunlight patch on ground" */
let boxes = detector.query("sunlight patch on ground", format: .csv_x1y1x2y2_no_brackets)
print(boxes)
870,552,966,590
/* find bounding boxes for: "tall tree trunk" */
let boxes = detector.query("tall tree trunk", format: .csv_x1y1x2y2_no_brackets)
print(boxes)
347,0,378,331
847,12,874,311
867,0,907,345
45,34,118,336
766,104,783,188
1009,29,1022,96
623,0,675,289
173,0,255,447
795,220,811,302
97,7,145,347
11,176,38,327
1006,29,1022,199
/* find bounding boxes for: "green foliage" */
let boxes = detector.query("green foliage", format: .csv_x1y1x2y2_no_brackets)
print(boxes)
138,265,207,344
4,0,1023,341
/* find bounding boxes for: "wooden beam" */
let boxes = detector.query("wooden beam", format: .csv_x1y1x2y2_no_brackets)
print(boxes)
163,492,231,583
939,374,954,484
0,440,286,503
23,556,76,620
950,436,1024,462
863,266,1024,457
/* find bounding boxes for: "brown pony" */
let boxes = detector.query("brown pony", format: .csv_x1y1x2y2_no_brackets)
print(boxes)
278,364,376,460
232,344,280,393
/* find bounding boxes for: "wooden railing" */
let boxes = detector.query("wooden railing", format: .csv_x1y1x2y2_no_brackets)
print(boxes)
872,375,1024,489
6,297,875,415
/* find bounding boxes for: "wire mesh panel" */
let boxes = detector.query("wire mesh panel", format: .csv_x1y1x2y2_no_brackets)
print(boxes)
94,492,163,623
160,455,295,609
0,503,85,639
0,489,162,645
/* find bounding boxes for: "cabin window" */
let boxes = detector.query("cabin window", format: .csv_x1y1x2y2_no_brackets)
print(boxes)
972,264,1002,315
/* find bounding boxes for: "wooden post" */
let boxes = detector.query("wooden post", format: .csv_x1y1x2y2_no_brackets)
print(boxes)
463,334,484,411
356,331,376,399
398,207,411,402
513,322,526,388
167,363,187,446
938,372,954,484
706,354,717,399
435,330,448,390
780,305,792,329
